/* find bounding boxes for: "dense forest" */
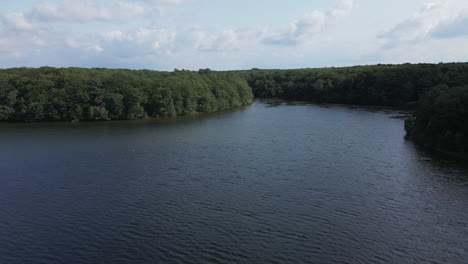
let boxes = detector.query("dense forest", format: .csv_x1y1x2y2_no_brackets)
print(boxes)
0,68,253,122
405,85,468,156
237,63,468,107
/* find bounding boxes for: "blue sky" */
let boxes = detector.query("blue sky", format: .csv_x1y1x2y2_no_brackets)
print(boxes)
1,0,467,70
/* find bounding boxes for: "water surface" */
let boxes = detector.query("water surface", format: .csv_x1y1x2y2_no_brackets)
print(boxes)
1,101,467,264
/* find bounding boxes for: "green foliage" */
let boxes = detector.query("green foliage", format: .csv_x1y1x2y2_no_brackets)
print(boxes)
0,73,16,120
406,85,468,155
0,67,253,122
234,63,468,107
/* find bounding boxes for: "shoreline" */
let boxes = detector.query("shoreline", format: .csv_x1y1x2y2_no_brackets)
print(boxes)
0,101,255,125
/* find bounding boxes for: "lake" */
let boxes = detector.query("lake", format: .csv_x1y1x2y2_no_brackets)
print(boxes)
0,100,467,264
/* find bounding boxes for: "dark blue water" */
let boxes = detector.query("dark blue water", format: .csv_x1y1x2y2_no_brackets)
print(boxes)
1,101,467,264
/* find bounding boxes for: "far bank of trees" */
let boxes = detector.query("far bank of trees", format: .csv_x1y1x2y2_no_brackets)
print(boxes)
236,63,468,107
405,85,468,156
0,67,253,122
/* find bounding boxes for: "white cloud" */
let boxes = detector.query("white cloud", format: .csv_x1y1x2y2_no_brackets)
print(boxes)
2,0,465,70
195,28,252,52
2,12,37,31
33,0,146,22
66,37,104,53
140,0,195,6
375,37,468,64
0,12,48,60
102,31,126,42
431,8,468,38
378,1,468,48
0,0,358,69
262,0,354,46
79,28,181,58
331,0,354,19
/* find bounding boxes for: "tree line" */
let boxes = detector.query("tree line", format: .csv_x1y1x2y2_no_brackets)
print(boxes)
235,63,468,107
405,85,468,156
0,67,253,122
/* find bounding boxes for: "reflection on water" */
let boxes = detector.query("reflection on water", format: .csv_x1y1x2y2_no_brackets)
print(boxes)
0,100,467,264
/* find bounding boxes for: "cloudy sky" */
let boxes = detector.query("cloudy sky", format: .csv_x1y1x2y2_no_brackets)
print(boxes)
1,0,467,70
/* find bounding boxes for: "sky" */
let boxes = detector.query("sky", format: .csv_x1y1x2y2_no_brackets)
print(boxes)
1,0,468,70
